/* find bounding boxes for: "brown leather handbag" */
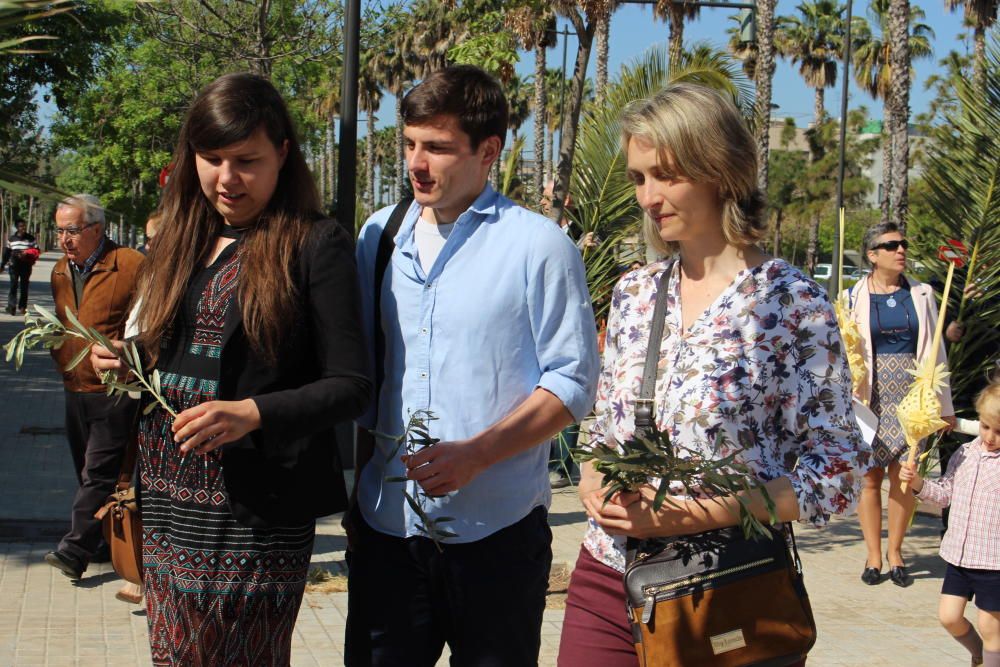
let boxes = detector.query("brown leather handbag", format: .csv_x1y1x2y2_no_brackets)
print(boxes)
624,525,816,667
622,265,816,666
94,433,142,586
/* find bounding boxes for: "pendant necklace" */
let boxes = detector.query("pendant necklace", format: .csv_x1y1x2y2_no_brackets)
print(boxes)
871,274,899,308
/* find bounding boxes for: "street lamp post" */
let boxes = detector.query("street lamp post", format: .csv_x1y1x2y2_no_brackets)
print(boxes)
832,0,854,297
337,0,361,235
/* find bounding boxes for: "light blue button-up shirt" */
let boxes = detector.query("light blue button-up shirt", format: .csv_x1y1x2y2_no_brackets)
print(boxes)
355,185,600,543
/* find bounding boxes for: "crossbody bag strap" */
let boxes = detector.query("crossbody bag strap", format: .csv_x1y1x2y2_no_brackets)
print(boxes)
114,403,142,493
634,260,675,435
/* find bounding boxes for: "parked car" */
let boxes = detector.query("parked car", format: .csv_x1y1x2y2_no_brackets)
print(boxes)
813,263,833,282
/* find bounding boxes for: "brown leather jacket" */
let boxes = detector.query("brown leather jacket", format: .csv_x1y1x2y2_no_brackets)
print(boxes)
50,240,144,393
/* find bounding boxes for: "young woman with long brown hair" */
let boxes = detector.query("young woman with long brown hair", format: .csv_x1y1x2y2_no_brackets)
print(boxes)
93,72,370,666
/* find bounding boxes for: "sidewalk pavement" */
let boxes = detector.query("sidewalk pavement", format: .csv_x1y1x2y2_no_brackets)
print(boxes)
0,252,978,666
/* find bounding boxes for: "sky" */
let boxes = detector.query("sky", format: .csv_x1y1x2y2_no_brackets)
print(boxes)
590,0,971,124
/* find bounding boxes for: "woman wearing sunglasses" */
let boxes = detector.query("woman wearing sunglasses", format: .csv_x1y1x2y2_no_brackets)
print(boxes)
846,222,955,588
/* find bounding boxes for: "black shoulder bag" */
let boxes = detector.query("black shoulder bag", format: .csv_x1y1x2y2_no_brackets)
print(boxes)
623,263,817,667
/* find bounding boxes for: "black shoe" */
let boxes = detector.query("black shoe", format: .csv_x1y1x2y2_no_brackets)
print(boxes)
91,543,111,564
861,565,882,585
5,306,14,315
889,565,912,587
44,550,85,580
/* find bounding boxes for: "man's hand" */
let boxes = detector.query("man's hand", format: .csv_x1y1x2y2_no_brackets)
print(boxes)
946,321,965,343
89,341,129,380
403,439,489,496
173,399,261,455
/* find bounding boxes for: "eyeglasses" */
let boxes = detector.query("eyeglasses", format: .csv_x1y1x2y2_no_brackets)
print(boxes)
55,222,98,239
870,239,909,252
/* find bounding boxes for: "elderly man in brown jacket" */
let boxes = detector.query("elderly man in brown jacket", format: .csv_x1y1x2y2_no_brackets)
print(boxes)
44,194,144,581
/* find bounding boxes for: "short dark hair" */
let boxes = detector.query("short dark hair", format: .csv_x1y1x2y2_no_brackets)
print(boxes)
402,65,508,150
861,222,901,266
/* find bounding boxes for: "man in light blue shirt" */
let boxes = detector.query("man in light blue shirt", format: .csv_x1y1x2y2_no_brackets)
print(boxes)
345,65,599,666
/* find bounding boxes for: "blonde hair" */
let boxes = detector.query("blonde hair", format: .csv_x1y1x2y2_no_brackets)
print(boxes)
620,83,766,257
975,379,1000,424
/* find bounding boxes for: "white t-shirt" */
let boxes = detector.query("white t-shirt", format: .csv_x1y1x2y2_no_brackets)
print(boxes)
414,218,456,274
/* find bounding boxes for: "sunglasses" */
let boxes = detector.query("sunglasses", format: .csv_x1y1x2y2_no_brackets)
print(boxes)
871,239,909,252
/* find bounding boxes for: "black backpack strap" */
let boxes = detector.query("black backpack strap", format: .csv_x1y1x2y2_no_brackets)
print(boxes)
373,197,413,394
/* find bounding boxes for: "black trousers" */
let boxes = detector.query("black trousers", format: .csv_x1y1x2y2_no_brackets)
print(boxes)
58,390,138,563
345,506,553,667
7,264,31,311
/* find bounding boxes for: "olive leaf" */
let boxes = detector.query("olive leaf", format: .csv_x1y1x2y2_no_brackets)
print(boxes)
574,425,778,540
4,304,176,417
379,410,456,551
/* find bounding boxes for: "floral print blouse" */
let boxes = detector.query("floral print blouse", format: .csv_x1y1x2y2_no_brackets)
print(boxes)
583,258,868,572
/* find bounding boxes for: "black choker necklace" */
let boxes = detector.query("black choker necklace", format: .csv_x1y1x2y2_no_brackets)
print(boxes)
220,225,247,239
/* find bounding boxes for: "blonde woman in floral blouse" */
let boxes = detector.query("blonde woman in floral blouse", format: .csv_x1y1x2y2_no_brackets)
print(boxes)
556,84,869,667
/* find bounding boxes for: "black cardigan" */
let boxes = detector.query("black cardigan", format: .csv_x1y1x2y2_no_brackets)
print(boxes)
212,219,371,528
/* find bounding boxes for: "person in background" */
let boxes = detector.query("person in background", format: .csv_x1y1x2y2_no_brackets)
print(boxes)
845,222,956,588
2,218,40,315
139,211,161,255
901,380,1000,667
44,195,144,581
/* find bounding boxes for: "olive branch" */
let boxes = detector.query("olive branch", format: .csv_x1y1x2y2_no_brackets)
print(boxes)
375,409,458,551
4,304,176,418
574,422,778,540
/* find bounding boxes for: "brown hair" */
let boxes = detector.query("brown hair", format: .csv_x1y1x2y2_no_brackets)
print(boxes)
402,65,508,150
975,379,1000,424
135,72,321,362
620,83,766,256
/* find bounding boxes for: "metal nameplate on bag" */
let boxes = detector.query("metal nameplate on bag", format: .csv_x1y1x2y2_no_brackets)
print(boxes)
710,629,746,655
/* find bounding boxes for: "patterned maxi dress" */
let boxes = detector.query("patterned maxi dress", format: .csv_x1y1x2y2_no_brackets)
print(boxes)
138,240,315,666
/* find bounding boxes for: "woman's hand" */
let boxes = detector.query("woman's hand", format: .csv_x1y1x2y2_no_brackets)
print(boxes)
583,485,691,540
942,415,957,433
172,399,262,455
89,341,128,378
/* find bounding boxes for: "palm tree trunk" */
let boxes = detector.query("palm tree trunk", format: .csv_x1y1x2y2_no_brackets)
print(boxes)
668,5,684,69
545,114,554,182
773,209,783,256
366,112,376,217
888,0,911,230
533,42,547,205
753,0,778,194
595,8,610,105
880,125,892,225
973,24,986,93
395,94,405,200
806,87,825,272
550,11,596,224
327,116,336,211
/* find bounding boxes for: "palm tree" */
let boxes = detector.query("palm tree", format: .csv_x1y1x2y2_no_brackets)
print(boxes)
655,0,702,67
886,0,913,228
852,0,934,224
548,0,602,224
777,0,845,271
507,2,557,203
910,39,999,414
594,1,619,104
358,52,382,218
371,12,416,201
944,0,998,90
